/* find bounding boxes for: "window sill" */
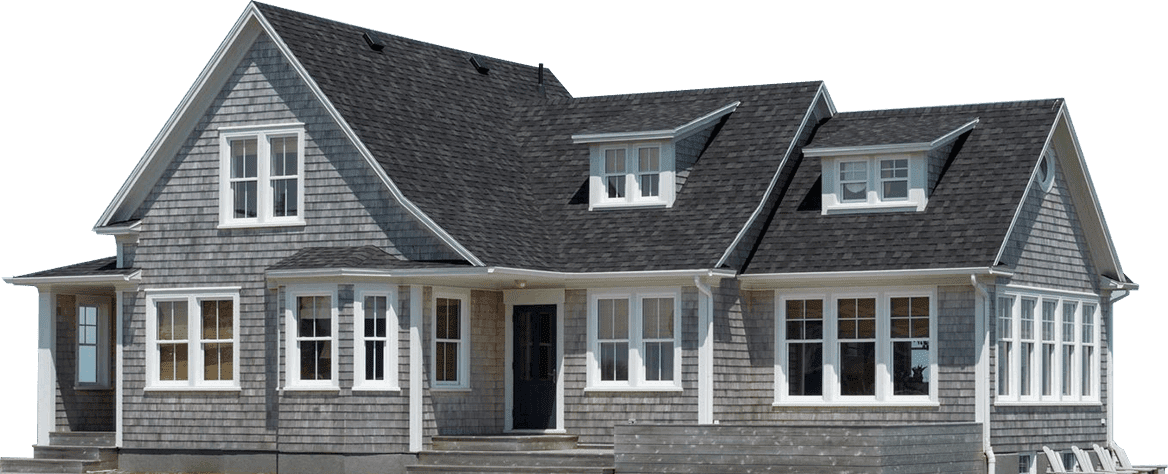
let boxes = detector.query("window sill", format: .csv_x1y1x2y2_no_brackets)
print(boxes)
584,385,684,393
352,385,402,393
73,384,112,391
994,399,1102,407
144,385,241,392
430,386,472,393
281,385,341,392
822,201,924,215
217,219,306,230
589,201,671,211
772,400,939,408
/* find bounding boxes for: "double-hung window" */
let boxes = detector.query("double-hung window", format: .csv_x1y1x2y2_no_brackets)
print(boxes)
996,288,1100,404
284,285,338,390
432,290,470,389
775,288,936,404
146,289,240,390
355,285,398,391
218,123,306,228
820,154,927,213
588,289,682,390
75,298,110,388
589,143,675,209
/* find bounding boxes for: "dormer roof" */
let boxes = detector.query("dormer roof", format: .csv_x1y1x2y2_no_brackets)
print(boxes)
803,114,978,156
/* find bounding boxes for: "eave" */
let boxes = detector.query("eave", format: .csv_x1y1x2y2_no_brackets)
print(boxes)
5,270,142,288
570,101,740,144
267,266,737,290
803,118,979,157
738,266,1013,290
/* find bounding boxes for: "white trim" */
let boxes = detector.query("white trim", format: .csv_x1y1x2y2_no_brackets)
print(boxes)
353,284,400,391
803,118,979,157
773,286,939,406
115,290,124,448
267,265,737,283
716,84,834,268
502,289,566,433
6,271,142,287
694,277,714,424
145,289,242,390
570,102,740,144
408,285,423,452
94,220,141,236
36,290,56,446
431,288,471,390
283,284,340,390
741,266,1011,285
586,288,683,391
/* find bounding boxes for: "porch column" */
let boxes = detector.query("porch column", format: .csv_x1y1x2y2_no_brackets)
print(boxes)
36,289,56,446
115,290,125,448
695,277,714,424
409,285,423,452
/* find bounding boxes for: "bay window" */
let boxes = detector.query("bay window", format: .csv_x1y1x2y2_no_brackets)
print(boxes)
996,288,1099,404
588,289,681,390
284,285,338,390
775,288,936,404
354,285,398,391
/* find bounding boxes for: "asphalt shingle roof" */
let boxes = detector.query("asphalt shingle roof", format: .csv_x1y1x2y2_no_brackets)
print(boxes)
744,100,1062,274
807,113,979,149
269,246,470,271
15,257,132,279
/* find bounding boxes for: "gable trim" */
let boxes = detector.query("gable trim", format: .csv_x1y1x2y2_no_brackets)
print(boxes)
570,101,740,144
93,3,484,267
714,83,836,269
991,103,1126,283
802,118,979,157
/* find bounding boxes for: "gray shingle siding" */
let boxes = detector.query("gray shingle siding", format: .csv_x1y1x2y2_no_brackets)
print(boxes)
54,294,116,432
423,289,506,439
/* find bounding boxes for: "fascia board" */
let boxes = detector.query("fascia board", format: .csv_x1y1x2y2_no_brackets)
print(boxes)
738,266,1012,287
5,270,142,287
94,4,484,267
95,5,264,230
266,266,737,283
715,83,833,269
803,118,979,157
570,101,740,144
94,221,142,236
248,10,486,267
992,104,1124,281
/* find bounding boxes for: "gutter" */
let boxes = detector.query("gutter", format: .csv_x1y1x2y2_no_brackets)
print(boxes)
5,270,142,287
266,266,737,283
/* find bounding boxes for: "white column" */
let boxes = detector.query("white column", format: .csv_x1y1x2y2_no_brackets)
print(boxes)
36,290,56,446
409,285,423,452
115,291,125,448
695,277,714,424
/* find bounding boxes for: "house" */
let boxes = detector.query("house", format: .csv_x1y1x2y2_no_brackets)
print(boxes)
3,2,1140,473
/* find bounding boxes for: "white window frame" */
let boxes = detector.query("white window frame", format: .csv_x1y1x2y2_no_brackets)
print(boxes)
284,285,339,391
821,153,928,214
145,288,241,391
354,285,399,391
431,289,471,390
586,288,683,391
589,142,676,210
218,123,306,228
774,287,938,406
995,286,1100,405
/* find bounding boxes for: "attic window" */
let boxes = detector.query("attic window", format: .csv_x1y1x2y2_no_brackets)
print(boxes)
1037,148,1056,191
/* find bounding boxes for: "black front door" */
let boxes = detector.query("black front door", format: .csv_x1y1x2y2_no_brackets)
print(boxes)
513,305,556,430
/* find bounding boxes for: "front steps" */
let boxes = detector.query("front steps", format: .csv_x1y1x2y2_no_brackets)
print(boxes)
408,435,614,474
0,432,116,473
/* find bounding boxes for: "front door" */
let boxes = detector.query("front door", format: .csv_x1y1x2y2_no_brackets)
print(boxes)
512,305,556,430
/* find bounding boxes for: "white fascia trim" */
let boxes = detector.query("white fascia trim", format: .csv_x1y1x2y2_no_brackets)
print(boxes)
1100,276,1138,291
94,221,142,236
249,11,484,267
267,266,738,282
740,266,1012,283
570,101,740,144
715,84,834,268
6,270,142,287
95,5,262,230
803,118,979,157
490,266,738,281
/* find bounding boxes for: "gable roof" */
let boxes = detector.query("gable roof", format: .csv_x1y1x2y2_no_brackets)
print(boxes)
744,100,1066,275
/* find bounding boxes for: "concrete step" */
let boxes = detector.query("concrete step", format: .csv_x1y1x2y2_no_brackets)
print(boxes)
430,434,578,451
31,445,116,470
407,466,614,474
415,449,614,467
0,457,86,473
47,432,114,448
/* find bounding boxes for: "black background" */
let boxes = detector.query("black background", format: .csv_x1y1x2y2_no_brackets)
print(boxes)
6,1,1158,462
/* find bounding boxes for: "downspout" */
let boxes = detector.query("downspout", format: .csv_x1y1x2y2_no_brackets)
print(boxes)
1105,289,1128,450
972,275,996,474
695,276,714,424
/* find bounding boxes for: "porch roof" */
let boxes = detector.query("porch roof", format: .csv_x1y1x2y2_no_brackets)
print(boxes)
5,256,138,287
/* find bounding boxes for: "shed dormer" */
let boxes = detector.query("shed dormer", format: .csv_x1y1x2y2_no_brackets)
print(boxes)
572,101,739,210
804,115,978,215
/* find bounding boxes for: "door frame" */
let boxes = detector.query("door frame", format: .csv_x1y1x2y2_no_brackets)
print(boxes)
503,289,565,433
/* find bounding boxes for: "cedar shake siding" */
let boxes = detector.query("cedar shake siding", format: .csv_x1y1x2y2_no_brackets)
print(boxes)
120,33,457,453
54,294,116,432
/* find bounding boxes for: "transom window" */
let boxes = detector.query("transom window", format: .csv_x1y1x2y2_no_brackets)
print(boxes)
146,289,240,390
996,289,1099,404
432,291,470,389
776,288,936,405
218,123,306,228
588,289,682,390
355,286,399,391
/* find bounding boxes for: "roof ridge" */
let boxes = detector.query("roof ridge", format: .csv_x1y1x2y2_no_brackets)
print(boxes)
562,81,824,103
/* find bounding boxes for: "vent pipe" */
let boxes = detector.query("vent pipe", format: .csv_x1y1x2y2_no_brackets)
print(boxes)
538,63,545,95
363,31,385,52
469,56,490,75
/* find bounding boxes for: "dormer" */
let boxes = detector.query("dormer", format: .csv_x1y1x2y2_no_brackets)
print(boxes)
571,102,739,210
804,115,979,215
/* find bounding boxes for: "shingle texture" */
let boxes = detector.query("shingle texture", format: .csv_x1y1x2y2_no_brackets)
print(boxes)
268,246,469,271
255,2,823,272
745,100,1063,274
15,257,131,279
806,113,979,149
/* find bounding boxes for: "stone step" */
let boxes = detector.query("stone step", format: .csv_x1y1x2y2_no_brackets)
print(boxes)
0,457,86,474
415,449,614,467
47,432,114,448
31,446,116,470
430,434,578,451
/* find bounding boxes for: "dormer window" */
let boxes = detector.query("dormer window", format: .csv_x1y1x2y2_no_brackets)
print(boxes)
598,144,666,206
805,117,979,215
571,101,740,211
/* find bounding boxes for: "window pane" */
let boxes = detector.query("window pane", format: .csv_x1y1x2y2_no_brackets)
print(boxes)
893,340,930,396
366,340,384,381
1020,342,1033,396
639,147,660,172
78,345,97,384
600,342,629,381
787,342,823,396
366,296,387,338
883,180,908,199
272,179,298,217
1042,344,1055,396
202,300,232,340
437,298,460,340
300,340,330,380
230,139,257,178
640,174,659,197
1081,346,1093,396
160,343,188,381
840,342,875,396
607,175,625,198
232,181,257,218
298,296,330,338
270,136,297,176
204,342,233,381
605,149,626,173
998,341,1012,396
840,161,868,202
1062,345,1075,396
644,341,673,381
1042,301,1056,341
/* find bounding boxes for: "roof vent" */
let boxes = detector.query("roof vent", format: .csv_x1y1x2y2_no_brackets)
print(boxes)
363,31,385,52
469,56,490,75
